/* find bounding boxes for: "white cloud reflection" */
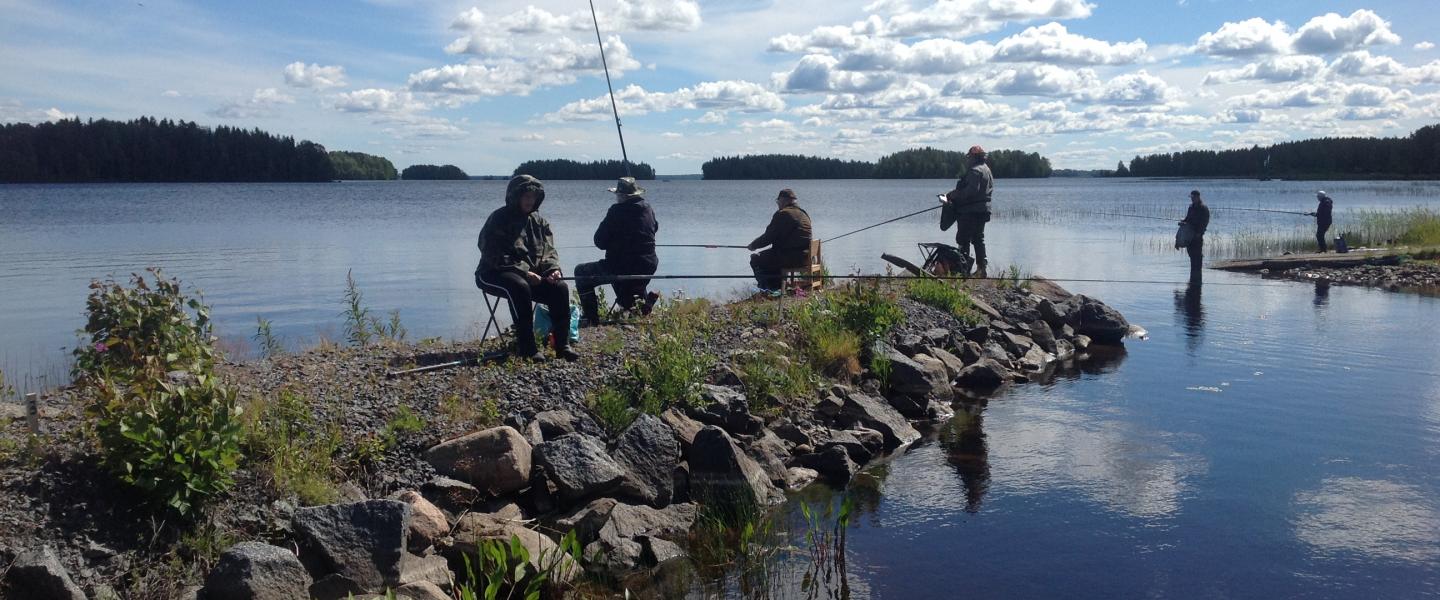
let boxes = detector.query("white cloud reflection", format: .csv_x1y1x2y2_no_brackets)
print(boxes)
1293,477,1440,564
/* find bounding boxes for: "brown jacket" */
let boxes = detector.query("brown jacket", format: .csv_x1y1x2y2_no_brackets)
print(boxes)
750,204,813,264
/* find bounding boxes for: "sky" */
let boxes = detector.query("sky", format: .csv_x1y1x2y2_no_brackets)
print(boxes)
2,0,1438,173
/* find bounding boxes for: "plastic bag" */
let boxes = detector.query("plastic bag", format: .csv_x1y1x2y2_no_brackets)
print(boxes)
1175,222,1195,250
533,303,581,346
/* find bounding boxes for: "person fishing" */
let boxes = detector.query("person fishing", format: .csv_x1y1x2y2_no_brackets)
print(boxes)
575,176,660,326
747,188,812,293
1179,190,1210,284
941,145,993,278
475,174,579,362
1307,191,1334,253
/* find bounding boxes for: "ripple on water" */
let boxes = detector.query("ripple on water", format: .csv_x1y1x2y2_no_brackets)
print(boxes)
1292,476,1440,564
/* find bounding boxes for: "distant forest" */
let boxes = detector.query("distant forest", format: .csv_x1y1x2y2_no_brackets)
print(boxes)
1122,124,1440,178
701,147,1052,180
513,159,655,180
329,151,396,180
401,164,469,180
0,117,334,183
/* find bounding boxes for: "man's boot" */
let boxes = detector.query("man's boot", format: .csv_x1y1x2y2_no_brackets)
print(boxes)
974,259,988,279
579,293,601,327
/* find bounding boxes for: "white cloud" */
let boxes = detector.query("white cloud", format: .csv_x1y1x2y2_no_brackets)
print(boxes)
1292,10,1400,55
1340,83,1409,107
210,87,294,119
1403,60,1440,84
1416,42,1436,51
945,64,1100,97
904,97,1013,120
283,62,348,89
1328,51,1405,77
500,133,546,142
776,54,898,93
992,23,1146,65
546,80,784,121
1229,84,1331,108
450,7,486,31
1221,108,1263,123
1195,17,1291,57
1203,55,1325,84
411,36,639,98
161,90,181,98
882,0,1094,38
834,37,994,74
331,88,422,113
1077,70,1179,106
613,0,702,32
0,100,75,124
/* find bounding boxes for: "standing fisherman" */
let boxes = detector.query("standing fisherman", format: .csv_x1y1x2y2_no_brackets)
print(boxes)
941,145,993,278
747,188,813,293
1307,191,1334,253
575,177,660,326
475,175,579,362
1180,190,1210,284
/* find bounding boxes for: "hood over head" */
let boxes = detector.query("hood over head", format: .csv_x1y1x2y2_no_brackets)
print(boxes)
506,174,546,210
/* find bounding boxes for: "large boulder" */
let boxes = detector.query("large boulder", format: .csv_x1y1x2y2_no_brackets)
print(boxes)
954,358,1010,389
420,477,481,514
1070,295,1130,344
292,500,410,590
396,553,453,591
839,391,921,449
200,542,312,600
552,498,619,546
1000,332,1034,357
745,430,793,488
691,385,764,436
613,415,682,508
797,445,858,486
396,581,449,600
3,546,86,600
659,407,705,454
688,426,783,508
890,350,950,397
1028,320,1058,354
423,426,532,496
926,346,967,380
1018,345,1052,372
584,503,698,576
533,433,625,503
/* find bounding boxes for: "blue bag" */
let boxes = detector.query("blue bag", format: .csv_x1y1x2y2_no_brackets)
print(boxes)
533,303,581,345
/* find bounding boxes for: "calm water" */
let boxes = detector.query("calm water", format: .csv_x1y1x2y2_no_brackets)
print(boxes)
2,179,1439,597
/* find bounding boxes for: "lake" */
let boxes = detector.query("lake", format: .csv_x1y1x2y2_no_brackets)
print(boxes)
2,178,1439,597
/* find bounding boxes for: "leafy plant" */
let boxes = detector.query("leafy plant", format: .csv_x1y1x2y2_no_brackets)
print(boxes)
734,348,813,413
587,387,637,438
456,532,582,600
243,390,341,505
342,269,373,347
906,278,981,325
829,280,903,344
870,355,892,389
253,316,284,358
793,303,862,378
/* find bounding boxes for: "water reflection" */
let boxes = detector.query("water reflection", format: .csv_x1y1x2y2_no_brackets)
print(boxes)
939,401,990,513
1293,477,1440,563
1313,280,1331,308
1173,283,1205,356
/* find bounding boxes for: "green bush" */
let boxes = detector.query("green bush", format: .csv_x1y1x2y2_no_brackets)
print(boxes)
829,280,904,344
457,532,581,600
73,269,242,518
906,278,981,325
734,347,814,411
243,390,341,506
587,387,636,437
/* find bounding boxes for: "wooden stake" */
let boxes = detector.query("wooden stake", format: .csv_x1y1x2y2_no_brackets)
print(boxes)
23,392,40,434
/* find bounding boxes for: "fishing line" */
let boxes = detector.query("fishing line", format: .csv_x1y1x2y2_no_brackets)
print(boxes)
825,204,944,243
558,244,748,249
1212,207,1311,216
588,0,631,177
1091,212,1178,222
549,273,1293,288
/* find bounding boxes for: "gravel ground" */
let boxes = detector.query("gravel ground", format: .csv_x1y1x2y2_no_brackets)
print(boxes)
1264,260,1440,294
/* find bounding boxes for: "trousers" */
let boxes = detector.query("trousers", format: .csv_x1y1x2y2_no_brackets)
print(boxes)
475,270,571,354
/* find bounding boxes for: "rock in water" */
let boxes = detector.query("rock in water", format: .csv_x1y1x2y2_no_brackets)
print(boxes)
423,426,532,496
3,546,86,600
839,390,921,448
613,414,682,508
926,346,967,380
688,426,783,508
1028,320,1058,354
799,445,858,486
533,433,626,503
955,358,1010,389
1072,295,1130,344
201,542,313,600
292,500,410,589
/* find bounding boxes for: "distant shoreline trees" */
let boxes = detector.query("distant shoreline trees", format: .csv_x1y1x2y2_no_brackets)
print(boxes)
329,151,396,180
513,159,655,180
0,117,334,183
701,147,1052,180
1120,124,1440,179
401,164,469,180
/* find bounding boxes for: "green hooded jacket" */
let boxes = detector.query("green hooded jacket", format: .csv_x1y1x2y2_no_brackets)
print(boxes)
941,161,993,231
476,175,561,276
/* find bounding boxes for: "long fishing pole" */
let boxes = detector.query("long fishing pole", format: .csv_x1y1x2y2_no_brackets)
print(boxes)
558,243,748,249
589,0,631,177
1092,211,1178,222
541,272,1290,287
1213,207,1310,216
826,204,943,243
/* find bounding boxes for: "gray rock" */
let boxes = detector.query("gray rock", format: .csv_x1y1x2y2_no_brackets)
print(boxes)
688,426,783,508
531,410,580,440
876,343,947,397
921,328,953,348
799,445,858,486
840,391,921,449
1073,334,1092,350
982,341,1011,362
1054,338,1076,361
894,333,926,357
1037,298,1068,328
1060,323,1076,339
818,430,875,463
886,394,931,419
613,414,682,508
692,385,764,436
420,477,480,514
1019,345,1051,372
1000,332,1034,356
585,503,699,575
397,552,453,591
659,407,704,454
446,514,579,585
771,418,813,447
813,394,844,419
533,433,625,503
4,546,86,600
785,466,820,490
201,542,312,600
396,491,448,553
552,498,619,546
292,500,410,589
957,340,984,364
423,427,532,496
970,296,1003,321
745,430,793,487
926,346,967,380
1071,295,1130,344
396,581,450,600
962,324,990,344
1028,320,1058,354
641,537,685,565
307,573,364,600
955,358,1010,389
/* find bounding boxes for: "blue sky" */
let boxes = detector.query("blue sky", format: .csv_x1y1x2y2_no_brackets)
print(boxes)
2,0,1438,173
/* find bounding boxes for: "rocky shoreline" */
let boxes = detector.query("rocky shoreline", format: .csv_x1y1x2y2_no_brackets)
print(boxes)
0,277,1135,599
1258,260,1440,294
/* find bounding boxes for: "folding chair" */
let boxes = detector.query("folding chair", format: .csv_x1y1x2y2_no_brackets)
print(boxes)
480,292,511,342
782,239,825,293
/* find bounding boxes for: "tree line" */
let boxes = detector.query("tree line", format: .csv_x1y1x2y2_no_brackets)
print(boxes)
512,159,655,180
1121,124,1440,178
0,117,335,183
329,151,396,180
401,164,469,180
701,147,1052,180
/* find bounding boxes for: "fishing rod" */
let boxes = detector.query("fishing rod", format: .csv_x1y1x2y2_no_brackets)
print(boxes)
825,203,943,243
1213,207,1311,216
588,0,631,178
1092,212,1178,222
541,272,1290,287
558,243,748,249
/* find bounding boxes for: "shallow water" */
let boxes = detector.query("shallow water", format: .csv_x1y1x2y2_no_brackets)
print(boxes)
2,178,1439,597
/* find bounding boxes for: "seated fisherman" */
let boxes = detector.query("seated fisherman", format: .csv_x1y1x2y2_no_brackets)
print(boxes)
747,188,813,292
575,176,660,325
474,174,579,362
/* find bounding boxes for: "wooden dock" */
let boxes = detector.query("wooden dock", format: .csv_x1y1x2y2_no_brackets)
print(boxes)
1212,249,1402,271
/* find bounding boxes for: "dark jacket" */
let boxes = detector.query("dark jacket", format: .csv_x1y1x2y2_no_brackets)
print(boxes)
1315,197,1333,226
477,175,560,276
594,195,659,274
750,204,813,263
942,162,993,230
1182,202,1210,236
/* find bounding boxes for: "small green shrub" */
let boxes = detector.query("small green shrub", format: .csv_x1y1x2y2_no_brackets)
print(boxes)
622,330,713,412
456,531,582,600
829,280,904,344
244,390,341,505
587,387,636,437
870,354,892,389
734,348,813,412
253,316,284,358
907,278,981,325
353,405,428,465
73,268,216,383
